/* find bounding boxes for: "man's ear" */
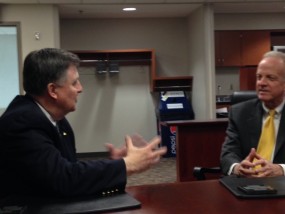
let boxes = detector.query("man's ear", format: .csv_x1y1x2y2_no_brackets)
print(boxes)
47,83,58,99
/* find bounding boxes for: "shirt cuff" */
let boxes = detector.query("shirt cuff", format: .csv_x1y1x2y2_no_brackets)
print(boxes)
278,164,285,176
228,163,238,175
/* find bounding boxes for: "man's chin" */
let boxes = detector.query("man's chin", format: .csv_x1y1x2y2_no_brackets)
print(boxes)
258,95,270,102
258,91,270,99
69,106,76,112
258,96,269,101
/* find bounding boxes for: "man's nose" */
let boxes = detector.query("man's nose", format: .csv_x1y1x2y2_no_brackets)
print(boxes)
78,81,83,93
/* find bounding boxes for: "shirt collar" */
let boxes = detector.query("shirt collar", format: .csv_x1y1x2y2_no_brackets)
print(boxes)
262,99,285,115
35,101,57,126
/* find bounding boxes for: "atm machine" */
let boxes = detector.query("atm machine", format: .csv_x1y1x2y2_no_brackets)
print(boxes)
157,91,194,157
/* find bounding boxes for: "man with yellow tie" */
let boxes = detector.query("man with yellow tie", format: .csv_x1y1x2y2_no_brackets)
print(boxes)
221,51,285,177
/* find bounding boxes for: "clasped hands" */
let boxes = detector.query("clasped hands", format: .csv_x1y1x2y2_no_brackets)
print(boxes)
233,148,283,177
105,134,167,175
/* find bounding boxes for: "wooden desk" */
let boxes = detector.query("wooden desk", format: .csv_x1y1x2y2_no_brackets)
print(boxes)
107,180,285,214
164,119,228,181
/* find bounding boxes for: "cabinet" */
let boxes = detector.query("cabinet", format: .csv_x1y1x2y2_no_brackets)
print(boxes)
241,31,271,66
71,49,193,92
271,31,285,46
215,31,241,66
239,66,257,90
239,31,285,90
215,30,271,67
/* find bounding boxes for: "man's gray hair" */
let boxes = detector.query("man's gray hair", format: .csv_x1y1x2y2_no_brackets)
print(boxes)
263,51,285,65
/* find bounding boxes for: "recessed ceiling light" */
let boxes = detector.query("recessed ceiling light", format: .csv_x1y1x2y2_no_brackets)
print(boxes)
123,7,137,12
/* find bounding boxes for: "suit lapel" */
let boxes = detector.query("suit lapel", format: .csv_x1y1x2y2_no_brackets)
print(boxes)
274,106,285,158
247,101,263,149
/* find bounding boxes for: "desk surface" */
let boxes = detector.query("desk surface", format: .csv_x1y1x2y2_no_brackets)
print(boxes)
163,118,228,126
107,180,285,214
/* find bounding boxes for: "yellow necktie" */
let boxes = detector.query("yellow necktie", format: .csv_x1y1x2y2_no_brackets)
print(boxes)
256,110,275,161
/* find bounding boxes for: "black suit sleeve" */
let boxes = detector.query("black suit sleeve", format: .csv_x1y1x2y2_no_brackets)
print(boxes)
220,106,244,174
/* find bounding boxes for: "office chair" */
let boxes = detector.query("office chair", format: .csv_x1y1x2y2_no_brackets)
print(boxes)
231,90,257,105
192,90,257,180
193,166,222,181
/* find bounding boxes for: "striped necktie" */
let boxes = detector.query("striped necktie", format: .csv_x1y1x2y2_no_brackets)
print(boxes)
256,110,275,161
56,123,61,135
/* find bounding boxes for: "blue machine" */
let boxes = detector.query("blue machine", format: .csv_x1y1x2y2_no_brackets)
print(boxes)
157,91,194,157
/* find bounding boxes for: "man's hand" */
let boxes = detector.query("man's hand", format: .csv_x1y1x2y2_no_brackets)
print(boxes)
233,148,257,176
105,134,149,160
105,143,127,160
130,133,148,148
123,135,167,176
254,159,284,177
233,148,284,177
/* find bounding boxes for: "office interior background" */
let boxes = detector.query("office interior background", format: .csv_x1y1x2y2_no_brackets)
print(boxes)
0,0,285,154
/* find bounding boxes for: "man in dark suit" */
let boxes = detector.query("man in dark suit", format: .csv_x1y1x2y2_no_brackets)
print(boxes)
221,51,285,177
0,48,166,200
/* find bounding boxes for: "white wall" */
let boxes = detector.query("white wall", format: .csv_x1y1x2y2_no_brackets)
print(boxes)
60,18,189,77
0,4,60,63
188,5,216,119
68,66,157,152
60,18,190,152
216,67,239,95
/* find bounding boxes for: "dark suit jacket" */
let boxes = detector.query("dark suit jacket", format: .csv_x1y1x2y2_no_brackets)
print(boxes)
0,95,126,199
220,98,285,175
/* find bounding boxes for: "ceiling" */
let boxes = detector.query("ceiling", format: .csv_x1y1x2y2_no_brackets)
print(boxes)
0,0,285,19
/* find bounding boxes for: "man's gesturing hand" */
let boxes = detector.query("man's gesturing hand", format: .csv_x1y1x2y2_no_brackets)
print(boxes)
123,135,167,176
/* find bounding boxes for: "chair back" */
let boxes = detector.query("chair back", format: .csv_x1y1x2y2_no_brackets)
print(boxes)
231,91,257,105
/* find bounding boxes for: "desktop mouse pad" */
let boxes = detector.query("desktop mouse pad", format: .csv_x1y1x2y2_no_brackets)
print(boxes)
22,192,141,214
220,176,285,198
